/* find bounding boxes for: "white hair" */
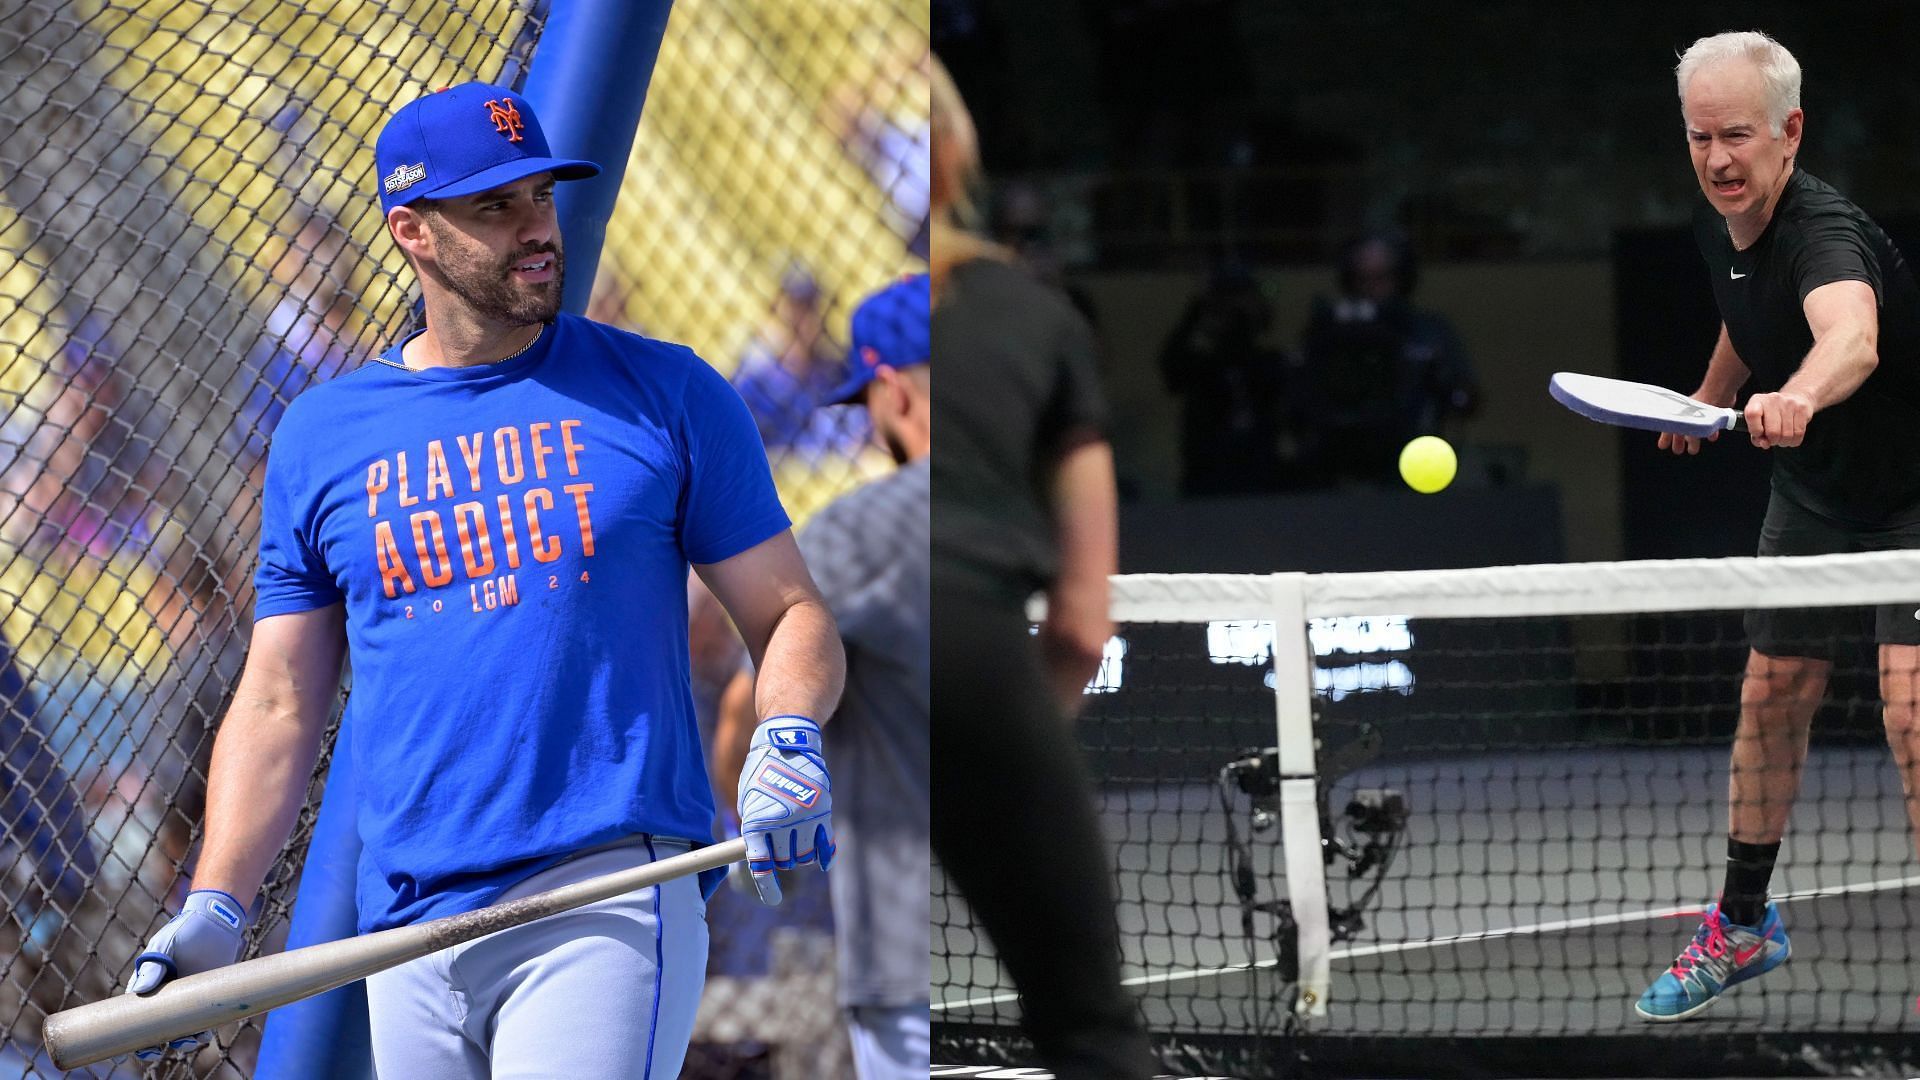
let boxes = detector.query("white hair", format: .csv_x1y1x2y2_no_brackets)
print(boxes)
1675,30,1802,136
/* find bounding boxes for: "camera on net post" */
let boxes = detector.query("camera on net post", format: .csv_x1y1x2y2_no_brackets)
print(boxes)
1218,744,1409,964
1221,746,1407,849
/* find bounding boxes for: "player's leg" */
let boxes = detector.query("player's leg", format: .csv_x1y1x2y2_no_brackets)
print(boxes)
1726,647,1830,893
846,1002,930,1080
365,947,490,1079
1864,507,1920,852
1878,644,1920,854
1635,644,1820,1022
1726,492,1844,915
462,838,708,1080
1637,492,1839,1021
931,582,1158,1080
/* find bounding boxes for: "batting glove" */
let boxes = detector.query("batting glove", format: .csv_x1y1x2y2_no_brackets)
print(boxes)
125,889,250,1059
736,715,834,905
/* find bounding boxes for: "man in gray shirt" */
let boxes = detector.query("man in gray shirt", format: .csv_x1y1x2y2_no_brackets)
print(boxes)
716,274,930,1076
801,274,930,1077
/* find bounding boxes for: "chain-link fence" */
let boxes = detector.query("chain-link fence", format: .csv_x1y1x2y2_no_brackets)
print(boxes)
0,0,927,1075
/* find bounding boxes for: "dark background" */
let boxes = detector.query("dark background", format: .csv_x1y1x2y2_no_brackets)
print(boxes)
936,0,1920,571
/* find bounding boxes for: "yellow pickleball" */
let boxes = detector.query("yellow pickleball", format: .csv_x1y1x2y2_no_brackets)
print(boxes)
1398,435,1457,494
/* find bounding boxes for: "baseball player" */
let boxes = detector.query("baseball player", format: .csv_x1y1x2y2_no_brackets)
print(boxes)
120,83,843,1077
717,274,930,1077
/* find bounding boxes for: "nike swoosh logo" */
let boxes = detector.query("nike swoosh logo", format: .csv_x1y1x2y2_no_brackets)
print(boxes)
1651,388,1708,418
1734,943,1765,965
1730,269,1748,280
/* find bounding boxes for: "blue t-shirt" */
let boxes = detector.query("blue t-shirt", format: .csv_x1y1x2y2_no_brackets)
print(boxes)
253,314,790,932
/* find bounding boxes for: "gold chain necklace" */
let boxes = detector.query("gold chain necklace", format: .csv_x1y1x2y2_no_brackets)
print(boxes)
493,323,544,364
383,324,547,371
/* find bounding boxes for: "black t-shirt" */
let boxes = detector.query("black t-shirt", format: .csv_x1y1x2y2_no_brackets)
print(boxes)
932,257,1109,597
1694,169,1920,524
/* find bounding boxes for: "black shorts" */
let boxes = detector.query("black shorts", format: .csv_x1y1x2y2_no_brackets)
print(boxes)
1745,490,1920,660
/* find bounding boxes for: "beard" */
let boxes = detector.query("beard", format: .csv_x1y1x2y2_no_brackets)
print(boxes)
880,424,912,467
429,221,564,326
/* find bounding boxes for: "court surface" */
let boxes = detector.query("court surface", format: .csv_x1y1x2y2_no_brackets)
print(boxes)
935,743,1920,1076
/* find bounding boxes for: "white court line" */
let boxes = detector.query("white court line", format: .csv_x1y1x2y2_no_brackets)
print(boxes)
931,873,1920,1011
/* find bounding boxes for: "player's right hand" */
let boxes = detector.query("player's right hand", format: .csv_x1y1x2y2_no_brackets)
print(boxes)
124,889,250,1059
1656,429,1719,456
1742,390,1814,449
737,715,834,906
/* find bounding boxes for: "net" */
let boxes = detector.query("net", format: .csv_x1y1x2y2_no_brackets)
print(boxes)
934,551,1920,1078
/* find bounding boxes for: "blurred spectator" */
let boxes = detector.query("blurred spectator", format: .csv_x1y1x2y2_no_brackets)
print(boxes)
586,273,641,333
0,313,167,562
229,208,358,462
1158,259,1288,496
1294,230,1479,486
732,264,870,460
823,32,931,261
1,633,99,957
0,309,224,944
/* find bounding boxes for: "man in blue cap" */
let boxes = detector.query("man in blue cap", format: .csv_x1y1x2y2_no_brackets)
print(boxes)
718,273,930,1078
119,83,845,1077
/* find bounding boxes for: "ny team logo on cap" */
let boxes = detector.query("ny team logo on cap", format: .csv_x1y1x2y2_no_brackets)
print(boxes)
486,98,525,143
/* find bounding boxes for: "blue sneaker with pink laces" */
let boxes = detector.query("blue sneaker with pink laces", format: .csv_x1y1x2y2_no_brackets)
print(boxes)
1635,901,1790,1021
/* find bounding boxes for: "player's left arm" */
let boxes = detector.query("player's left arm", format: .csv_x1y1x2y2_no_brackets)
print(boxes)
1748,280,1879,449
696,532,845,902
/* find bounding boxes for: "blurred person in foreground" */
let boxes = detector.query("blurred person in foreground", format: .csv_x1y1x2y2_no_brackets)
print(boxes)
716,273,931,1078
1296,229,1478,487
1636,30,1920,1022
930,55,1158,1079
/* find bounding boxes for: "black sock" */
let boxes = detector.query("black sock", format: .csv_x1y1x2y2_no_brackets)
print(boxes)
1720,838,1780,927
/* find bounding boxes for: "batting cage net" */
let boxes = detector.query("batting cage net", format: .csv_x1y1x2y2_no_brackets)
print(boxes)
0,0,927,1075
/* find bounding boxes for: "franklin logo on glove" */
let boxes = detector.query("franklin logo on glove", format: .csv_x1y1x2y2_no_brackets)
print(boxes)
756,764,820,807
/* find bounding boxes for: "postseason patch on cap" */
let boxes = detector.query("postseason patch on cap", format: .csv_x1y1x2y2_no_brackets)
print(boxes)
383,162,426,194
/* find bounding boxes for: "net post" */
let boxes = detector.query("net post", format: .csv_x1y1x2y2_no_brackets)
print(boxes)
1269,573,1332,1018
518,0,677,315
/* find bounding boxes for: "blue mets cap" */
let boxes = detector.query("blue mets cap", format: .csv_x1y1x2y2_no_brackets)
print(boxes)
375,82,600,214
826,273,930,405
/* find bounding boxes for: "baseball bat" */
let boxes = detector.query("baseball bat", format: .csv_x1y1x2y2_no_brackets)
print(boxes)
44,836,747,1069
